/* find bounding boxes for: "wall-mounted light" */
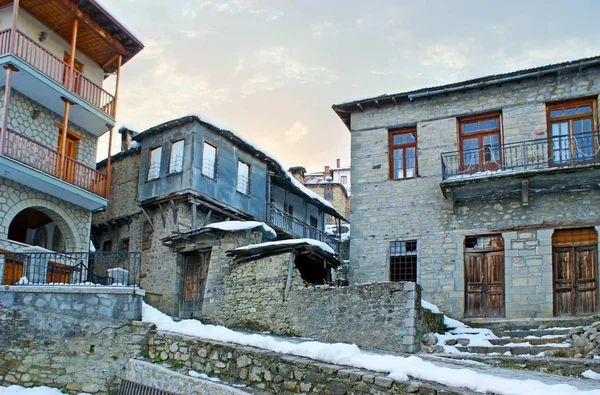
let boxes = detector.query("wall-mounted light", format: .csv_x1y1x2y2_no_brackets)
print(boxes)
31,109,40,120
38,31,48,42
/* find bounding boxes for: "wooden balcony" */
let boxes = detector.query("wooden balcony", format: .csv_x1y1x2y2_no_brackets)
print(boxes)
3,128,107,197
0,29,116,118
268,205,341,253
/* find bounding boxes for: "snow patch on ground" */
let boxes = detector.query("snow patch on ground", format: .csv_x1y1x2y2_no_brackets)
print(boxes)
189,370,221,382
582,370,600,380
142,303,600,395
0,386,91,395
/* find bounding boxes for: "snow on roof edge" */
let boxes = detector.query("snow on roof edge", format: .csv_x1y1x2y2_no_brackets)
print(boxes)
234,238,335,256
203,221,277,239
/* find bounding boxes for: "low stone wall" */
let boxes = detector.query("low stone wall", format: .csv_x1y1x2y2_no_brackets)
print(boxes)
0,287,151,394
147,331,471,394
204,252,433,353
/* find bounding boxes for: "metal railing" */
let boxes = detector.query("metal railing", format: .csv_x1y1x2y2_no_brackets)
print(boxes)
441,131,600,180
0,29,116,117
3,128,108,197
268,205,341,253
0,251,141,287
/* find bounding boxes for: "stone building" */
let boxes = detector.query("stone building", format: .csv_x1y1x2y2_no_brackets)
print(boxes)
93,116,345,317
333,56,600,320
0,0,142,284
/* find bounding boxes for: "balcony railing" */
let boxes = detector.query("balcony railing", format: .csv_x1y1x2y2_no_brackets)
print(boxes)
268,205,341,254
3,128,107,197
0,251,141,287
0,29,116,117
441,131,600,180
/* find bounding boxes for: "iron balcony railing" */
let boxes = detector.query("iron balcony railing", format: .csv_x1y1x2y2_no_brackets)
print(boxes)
0,251,141,287
3,128,108,197
441,131,600,180
268,205,341,253
0,29,116,117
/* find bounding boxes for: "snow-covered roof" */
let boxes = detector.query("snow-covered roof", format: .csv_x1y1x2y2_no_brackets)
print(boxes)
234,238,335,256
132,114,342,217
203,221,277,239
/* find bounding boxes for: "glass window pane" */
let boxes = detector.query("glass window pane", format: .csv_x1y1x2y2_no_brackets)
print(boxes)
462,138,478,165
202,142,217,178
480,119,499,130
550,109,563,117
461,121,479,133
236,161,250,194
563,107,576,115
393,149,403,178
169,140,184,174
582,118,592,132
148,147,162,180
393,132,415,145
577,105,591,113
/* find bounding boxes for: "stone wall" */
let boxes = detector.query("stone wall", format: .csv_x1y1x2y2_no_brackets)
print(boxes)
1,88,97,167
205,250,426,353
146,331,469,394
0,287,151,394
348,65,600,318
0,178,92,252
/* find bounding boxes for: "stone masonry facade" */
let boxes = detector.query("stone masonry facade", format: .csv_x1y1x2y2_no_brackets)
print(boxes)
348,66,600,319
305,183,350,222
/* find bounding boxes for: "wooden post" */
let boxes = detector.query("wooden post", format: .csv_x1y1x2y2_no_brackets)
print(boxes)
59,19,78,179
1,0,19,153
104,55,122,196
67,19,78,89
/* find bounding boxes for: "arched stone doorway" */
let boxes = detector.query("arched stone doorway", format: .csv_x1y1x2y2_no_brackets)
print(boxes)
5,207,76,252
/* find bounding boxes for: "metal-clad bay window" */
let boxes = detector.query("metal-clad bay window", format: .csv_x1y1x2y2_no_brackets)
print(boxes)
390,240,417,282
202,141,217,179
389,129,417,179
168,140,184,174
236,160,250,195
147,146,162,180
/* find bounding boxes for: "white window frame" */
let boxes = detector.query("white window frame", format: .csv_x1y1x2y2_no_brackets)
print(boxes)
236,160,250,195
168,139,184,174
201,141,218,179
147,146,162,181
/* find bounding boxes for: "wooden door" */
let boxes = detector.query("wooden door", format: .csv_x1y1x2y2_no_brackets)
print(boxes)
57,130,77,181
553,245,598,315
179,251,210,318
63,54,83,93
2,256,23,285
465,251,505,318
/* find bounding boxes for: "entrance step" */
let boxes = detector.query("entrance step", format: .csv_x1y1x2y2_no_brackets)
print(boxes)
462,315,599,332
453,345,568,356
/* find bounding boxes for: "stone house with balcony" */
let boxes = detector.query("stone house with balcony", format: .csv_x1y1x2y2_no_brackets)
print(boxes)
0,0,142,285
333,56,600,320
93,115,345,317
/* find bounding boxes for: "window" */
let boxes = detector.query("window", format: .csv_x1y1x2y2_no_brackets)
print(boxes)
458,113,501,172
389,129,417,179
147,146,162,180
286,204,294,216
102,240,112,252
202,141,217,179
236,160,250,195
390,240,417,282
340,175,348,185
142,222,153,250
120,238,130,253
324,186,333,200
547,98,597,164
310,216,318,228
169,140,184,174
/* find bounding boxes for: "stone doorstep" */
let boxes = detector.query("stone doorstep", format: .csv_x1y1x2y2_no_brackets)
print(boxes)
453,345,566,356
422,353,600,378
462,315,600,332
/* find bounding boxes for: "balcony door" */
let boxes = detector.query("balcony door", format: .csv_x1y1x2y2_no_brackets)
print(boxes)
63,54,83,94
57,129,78,182
458,113,502,174
547,99,597,165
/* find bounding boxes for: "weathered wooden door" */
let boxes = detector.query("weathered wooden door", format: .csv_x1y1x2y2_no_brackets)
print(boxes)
465,251,505,318
553,245,598,316
179,251,210,318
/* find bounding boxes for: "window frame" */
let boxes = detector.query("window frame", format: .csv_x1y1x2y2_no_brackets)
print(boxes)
546,97,598,164
147,145,163,181
389,239,418,282
457,112,503,172
388,128,418,180
201,139,218,180
340,175,348,184
236,159,251,196
168,139,185,175
142,221,153,250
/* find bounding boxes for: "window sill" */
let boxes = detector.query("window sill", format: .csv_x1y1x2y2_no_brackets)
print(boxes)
201,173,217,181
146,177,160,183
167,170,183,177
236,189,250,198
388,175,419,181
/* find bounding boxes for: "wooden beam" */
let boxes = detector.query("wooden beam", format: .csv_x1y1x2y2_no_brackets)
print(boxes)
101,54,118,70
112,55,122,118
9,0,18,53
57,0,126,55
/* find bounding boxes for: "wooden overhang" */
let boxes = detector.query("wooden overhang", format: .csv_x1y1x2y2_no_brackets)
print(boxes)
331,55,600,131
0,0,144,73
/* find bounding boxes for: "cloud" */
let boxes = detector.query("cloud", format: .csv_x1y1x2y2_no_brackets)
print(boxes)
419,44,469,70
240,46,338,97
369,69,395,76
311,20,335,37
284,122,309,144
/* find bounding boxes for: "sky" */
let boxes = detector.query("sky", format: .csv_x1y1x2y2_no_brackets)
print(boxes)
96,0,600,172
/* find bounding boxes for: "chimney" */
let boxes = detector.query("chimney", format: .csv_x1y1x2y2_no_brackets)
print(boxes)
118,127,138,151
336,158,340,168
288,166,306,184
324,165,330,174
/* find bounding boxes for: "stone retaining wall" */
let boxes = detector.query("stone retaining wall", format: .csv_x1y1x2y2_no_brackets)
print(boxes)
0,287,151,394
147,331,472,394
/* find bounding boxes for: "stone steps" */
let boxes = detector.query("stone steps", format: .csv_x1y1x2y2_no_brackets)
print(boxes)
454,345,568,356
487,336,567,346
